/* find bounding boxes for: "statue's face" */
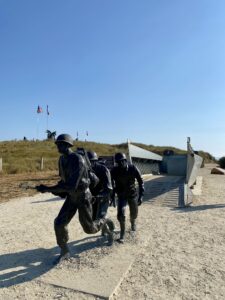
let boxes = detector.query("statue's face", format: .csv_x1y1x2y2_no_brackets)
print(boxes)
56,142,69,154
90,160,96,168
117,159,127,169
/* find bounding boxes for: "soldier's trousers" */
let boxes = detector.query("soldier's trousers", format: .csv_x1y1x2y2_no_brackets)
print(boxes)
92,195,110,221
117,196,138,223
54,191,102,248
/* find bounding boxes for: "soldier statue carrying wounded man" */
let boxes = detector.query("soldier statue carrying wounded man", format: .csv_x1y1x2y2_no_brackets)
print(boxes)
36,133,114,264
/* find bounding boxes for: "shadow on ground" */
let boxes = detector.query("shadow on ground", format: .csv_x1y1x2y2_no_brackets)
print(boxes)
172,203,225,213
0,235,106,288
31,196,63,203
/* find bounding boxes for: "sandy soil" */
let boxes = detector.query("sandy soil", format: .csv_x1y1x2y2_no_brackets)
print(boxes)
1,164,225,299
0,171,59,203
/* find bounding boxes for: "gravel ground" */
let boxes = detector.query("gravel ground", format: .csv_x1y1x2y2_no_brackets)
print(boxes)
1,164,225,300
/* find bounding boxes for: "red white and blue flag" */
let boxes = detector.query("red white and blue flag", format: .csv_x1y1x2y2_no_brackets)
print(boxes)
37,105,43,113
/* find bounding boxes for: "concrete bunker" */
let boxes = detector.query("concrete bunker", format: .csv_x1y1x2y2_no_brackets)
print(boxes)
99,138,203,208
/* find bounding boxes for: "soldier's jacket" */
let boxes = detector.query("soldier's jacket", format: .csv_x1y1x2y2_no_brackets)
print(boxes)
48,150,90,197
111,164,144,199
91,162,112,196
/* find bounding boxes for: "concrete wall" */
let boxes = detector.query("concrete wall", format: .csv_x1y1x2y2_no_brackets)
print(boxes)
161,155,187,176
186,153,203,187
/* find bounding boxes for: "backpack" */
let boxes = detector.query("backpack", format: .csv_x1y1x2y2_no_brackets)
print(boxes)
76,147,99,189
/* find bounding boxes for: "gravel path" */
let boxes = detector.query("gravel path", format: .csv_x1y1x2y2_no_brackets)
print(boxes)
1,164,225,299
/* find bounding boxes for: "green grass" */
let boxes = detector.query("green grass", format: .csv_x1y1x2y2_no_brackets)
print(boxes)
0,140,216,174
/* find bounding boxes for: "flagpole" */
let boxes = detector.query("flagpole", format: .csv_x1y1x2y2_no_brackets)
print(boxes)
46,105,49,132
86,130,88,142
47,112,48,132
36,105,43,140
37,115,39,140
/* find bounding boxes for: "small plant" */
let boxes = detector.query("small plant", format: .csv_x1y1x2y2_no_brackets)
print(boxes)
219,157,225,169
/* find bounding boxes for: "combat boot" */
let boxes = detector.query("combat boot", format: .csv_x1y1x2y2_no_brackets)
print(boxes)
117,221,125,244
53,244,71,265
131,219,136,232
101,219,115,245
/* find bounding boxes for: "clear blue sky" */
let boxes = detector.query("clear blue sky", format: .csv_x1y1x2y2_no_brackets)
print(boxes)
1,0,225,157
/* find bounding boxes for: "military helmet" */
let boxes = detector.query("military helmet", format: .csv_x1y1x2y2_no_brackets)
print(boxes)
55,134,73,147
87,151,98,161
114,152,127,162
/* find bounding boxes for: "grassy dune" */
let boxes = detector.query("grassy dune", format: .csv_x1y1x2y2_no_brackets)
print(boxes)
0,140,215,174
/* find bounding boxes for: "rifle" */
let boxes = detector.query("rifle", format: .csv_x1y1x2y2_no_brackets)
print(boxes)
19,182,37,190
19,182,49,191
19,182,67,198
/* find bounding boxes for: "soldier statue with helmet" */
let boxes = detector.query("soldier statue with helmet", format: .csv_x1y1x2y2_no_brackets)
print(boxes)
36,133,113,264
87,150,115,235
111,152,144,243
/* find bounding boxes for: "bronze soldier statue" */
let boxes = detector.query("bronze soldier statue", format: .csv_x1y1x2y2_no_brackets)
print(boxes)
36,134,113,264
87,151,115,236
111,152,144,243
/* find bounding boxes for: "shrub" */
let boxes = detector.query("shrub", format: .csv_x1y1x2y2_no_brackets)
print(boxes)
219,157,225,169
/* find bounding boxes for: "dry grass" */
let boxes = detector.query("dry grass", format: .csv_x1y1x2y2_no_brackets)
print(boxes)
0,140,215,174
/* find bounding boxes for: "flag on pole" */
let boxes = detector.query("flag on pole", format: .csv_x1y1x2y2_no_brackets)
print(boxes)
86,131,88,136
75,131,79,141
37,105,43,113
47,105,50,115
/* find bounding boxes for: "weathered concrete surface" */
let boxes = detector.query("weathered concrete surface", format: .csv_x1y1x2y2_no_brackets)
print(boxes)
41,246,134,299
144,175,185,207
191,176,203,196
